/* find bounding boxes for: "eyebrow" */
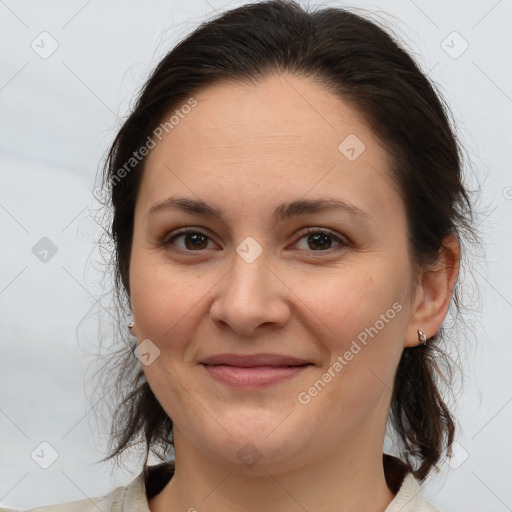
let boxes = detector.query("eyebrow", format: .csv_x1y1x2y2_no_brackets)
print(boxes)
146,196,371,225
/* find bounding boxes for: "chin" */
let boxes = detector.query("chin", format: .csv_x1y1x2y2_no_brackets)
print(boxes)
191,421,310,474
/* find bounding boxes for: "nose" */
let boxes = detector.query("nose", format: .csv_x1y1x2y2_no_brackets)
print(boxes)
209,250,291,337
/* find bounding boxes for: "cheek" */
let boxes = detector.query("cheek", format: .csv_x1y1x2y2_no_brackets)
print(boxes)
325,272,406,395
129,248,209,341
292,263,405,343
292,263,408,394
129,255,209,422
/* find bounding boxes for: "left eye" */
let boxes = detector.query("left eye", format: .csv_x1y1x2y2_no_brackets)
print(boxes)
293,228,348,251
163,228,348,253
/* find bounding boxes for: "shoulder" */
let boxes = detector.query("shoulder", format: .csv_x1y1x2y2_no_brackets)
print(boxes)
0,467,148,512
0,493,117,512
383,455,441,512
385,472,441,512
0,462,174,512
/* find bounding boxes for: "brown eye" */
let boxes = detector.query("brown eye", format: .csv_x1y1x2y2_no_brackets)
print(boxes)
293,228,348,252
164,230,214,251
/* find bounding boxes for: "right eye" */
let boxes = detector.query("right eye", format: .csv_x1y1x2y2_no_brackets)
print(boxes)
162,229,217,252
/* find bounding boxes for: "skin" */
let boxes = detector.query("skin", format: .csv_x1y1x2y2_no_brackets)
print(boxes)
128,73,460,512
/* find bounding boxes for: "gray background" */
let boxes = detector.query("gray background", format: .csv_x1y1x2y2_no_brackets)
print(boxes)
1,0,511,510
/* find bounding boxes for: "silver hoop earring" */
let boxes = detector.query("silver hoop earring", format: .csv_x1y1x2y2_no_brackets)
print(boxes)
128,321,135,331
417,329,427,346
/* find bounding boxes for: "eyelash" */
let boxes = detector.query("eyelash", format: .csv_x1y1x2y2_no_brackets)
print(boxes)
162,227,350,255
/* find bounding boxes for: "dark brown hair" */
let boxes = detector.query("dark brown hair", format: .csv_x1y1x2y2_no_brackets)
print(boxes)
93,0,480,482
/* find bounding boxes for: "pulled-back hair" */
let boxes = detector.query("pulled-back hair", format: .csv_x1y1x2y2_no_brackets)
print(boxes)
93,0,479,482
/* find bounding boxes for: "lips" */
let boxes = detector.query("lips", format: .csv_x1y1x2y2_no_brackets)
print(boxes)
199,353,314,388
199,353,311,368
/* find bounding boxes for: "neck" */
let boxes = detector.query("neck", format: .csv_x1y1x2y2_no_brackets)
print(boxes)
149,430,398,512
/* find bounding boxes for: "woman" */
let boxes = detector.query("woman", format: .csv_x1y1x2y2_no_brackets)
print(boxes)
3,0,477,510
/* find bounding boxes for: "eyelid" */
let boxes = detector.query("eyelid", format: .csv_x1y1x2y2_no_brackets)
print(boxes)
162,227,219,250
296,227,349,245
162,226,350,253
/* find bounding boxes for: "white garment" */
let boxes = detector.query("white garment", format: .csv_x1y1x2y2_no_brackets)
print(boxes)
0,459,440,512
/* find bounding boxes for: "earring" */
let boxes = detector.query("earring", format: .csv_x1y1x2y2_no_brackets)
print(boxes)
128,321,135,331
417,329,427,346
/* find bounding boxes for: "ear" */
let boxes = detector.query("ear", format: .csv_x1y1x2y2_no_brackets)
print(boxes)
404,233,461,348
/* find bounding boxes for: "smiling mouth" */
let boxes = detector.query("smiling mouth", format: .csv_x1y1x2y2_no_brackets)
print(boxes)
200,363,313,389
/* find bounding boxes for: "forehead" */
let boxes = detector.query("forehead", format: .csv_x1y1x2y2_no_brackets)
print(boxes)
137,73,402,222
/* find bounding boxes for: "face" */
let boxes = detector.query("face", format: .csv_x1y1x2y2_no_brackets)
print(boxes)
129,73,419,474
